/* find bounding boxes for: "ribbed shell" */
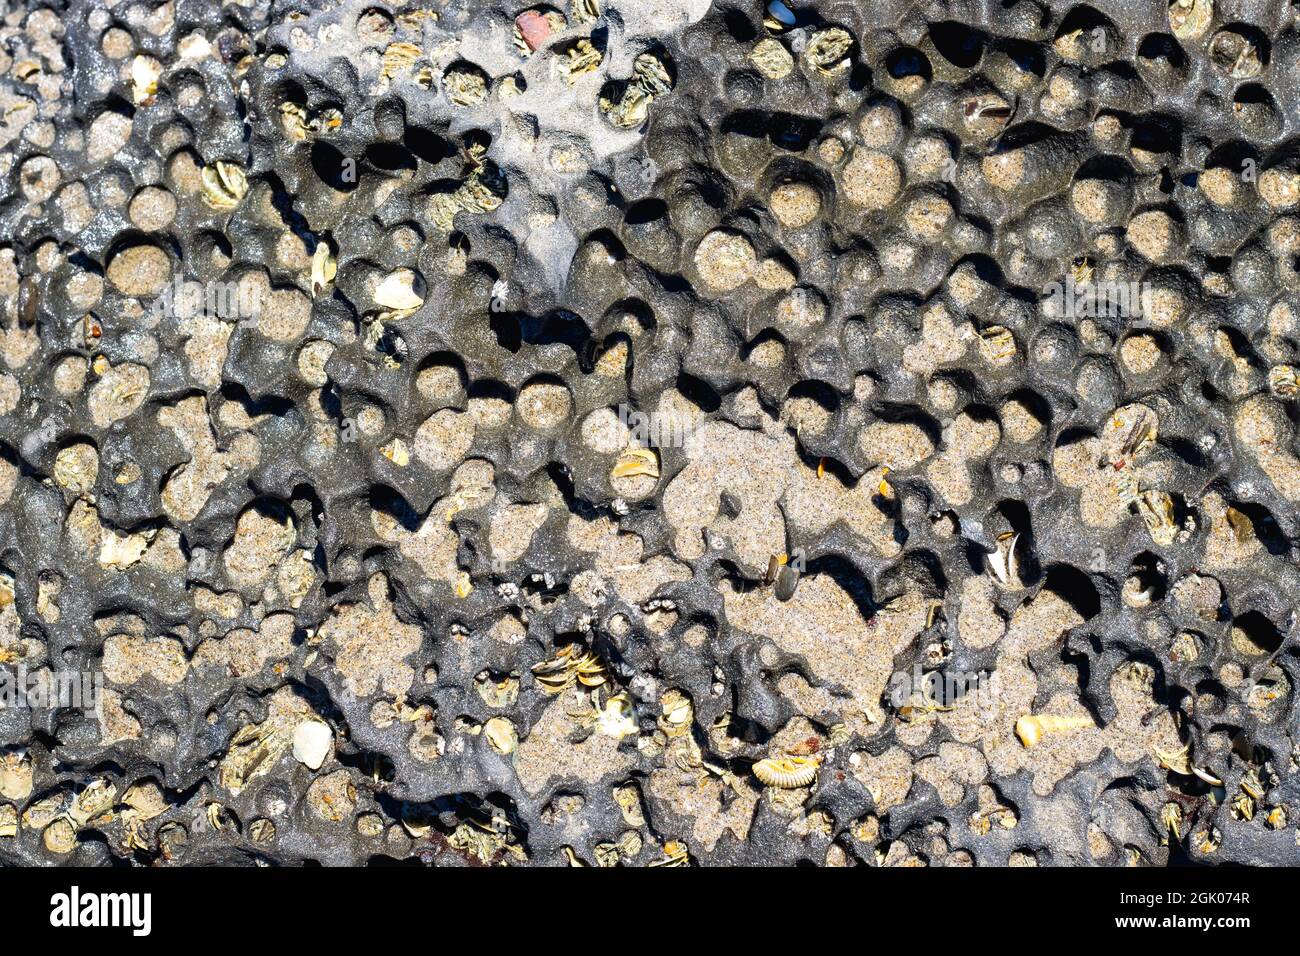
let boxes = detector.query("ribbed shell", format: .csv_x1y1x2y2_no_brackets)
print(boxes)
753,756,819,789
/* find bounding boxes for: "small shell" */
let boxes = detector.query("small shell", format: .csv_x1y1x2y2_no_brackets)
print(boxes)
0,751,33,801
659,689,694,737
374,268,426,313
1209,28,1263,79
475,671,520,707
753,755,820,788
610,447,660,479
985,531,1022,588
249,818,276,843
774,564,799,602
292,719,332,770
201,161,248,210
70,777,117,826
649,839,690,867
279,102,310,141
381,42,426,83
310,238,336,298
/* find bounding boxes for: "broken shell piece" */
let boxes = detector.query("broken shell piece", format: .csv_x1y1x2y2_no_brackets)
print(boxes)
610,447,660,480
753,754,820,788
201,161,248,210
99,527,156,569
985,531,1023,589
131,55,161,106
599,52,674,129
374,268,426,314
1014,713,1094,748
309,238,336,298
381,438,410,466
292,719,332,770
484,716,517,754
978,325,1017,364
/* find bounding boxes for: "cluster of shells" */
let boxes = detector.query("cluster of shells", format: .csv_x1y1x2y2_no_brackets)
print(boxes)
0,0,1299,867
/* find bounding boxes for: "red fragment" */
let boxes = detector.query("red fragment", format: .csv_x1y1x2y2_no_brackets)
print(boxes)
515,11,552,52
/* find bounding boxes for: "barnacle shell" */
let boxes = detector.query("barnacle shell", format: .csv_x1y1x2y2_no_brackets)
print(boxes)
1169,0,1213,41
804,27,853,76
1268,364,1298,398
749,38,794,79
0,751,32,801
